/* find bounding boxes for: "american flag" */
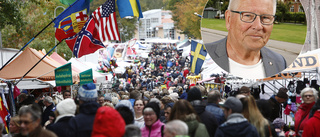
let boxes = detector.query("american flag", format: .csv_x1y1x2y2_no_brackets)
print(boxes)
92,0,120,42
65,0,120,58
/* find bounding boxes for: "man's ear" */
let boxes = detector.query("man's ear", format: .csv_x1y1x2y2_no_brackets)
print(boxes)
35,118,41,126
225,10,231,30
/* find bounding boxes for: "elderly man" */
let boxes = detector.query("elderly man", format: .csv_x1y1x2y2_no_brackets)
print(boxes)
206,0,286,79
164,120,188,137
41,96,55,126
17,104,57,137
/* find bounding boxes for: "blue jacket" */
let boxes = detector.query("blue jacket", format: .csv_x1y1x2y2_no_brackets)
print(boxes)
68,102,100,137
215,113,259,137
205,103,225,124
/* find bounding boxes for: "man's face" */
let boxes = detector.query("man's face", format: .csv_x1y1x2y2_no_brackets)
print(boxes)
98,97,105,106
226,0,274,51
20,113,40,136
63,92,71,99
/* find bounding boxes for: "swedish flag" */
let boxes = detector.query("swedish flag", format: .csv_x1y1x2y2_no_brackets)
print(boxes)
190,40,207,75
116,0,143,20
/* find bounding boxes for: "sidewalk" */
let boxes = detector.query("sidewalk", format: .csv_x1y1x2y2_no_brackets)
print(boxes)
201,28,303,54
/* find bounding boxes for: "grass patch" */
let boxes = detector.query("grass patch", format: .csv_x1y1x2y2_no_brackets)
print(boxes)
201,18,307,44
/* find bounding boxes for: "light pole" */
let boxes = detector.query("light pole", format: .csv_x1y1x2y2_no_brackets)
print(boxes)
54,6,66,53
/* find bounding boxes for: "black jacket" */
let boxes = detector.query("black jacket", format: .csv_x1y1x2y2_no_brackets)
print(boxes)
41,103,55,126
47,116,73,137
268,95,282,122
68,102,100,137
191,100,218,137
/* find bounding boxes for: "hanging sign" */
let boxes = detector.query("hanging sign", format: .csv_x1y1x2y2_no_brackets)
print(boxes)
55,63,73,86
80,69,93,85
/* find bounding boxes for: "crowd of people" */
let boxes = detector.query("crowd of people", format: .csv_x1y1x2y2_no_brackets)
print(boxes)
0,41,318,137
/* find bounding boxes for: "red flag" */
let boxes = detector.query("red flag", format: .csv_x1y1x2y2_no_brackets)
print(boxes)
13,86,21,99
65,0,120,58
0,97,9,133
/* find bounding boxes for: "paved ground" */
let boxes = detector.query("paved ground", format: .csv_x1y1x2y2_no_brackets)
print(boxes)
201,28,304,66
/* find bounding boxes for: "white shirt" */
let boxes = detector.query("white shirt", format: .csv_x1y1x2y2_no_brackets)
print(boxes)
229,58,266,79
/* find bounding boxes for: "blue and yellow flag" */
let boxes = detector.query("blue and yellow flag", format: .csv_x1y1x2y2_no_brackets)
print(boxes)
190,40,207,75
53,0,90,42
116,0,143,20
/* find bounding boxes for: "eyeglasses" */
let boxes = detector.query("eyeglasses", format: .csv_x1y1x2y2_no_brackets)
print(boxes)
19,120,33,125
143,113,156,117
303,94,314,98
230,10,276,25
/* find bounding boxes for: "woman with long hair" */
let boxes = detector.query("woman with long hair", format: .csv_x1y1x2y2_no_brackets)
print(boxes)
168,99,209,137
240,95,277,137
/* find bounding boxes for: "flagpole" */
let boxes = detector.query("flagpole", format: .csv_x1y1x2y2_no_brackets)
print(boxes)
14,39,63,85
0,19,56,72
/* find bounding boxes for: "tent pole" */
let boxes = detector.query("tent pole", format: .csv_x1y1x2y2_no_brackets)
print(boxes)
15,40,64,85
0,19,56,72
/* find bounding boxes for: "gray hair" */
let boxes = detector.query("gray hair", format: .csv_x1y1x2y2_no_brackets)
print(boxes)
165,120,188,135
123,124,141,137
19,104,42,121
301,87,318,103
44,96,53,104
207,90,221,103
228,0,277,14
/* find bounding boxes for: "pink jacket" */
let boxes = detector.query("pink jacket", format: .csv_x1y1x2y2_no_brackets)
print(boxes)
141,120,165,137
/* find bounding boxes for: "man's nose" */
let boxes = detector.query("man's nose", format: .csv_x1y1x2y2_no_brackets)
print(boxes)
251,16,264,30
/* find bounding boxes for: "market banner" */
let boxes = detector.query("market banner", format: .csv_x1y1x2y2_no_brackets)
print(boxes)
285,54,319,71
80,69,93,85
55,63,73,86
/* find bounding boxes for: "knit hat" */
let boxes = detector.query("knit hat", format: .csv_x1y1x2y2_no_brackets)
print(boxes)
220,97,243,113
187,87,202,102
78,83,98,102
104,95,112,102
115,100,134,115
277,87,288,100
56,98,76,115
143,102,160,119
91,107,126,137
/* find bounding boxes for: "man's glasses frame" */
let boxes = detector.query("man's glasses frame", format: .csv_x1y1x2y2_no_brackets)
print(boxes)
230,10,276,25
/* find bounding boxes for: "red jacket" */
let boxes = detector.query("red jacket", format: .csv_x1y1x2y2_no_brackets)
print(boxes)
294,102,315,136
302,110,320,137
183,69,189,78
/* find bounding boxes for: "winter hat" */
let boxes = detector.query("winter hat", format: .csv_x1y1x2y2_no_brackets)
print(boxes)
78,83,98,102
143,102,160,120
220,97,243,113
104,95,112,102
187,87,202,102
115,100,134,115
91,107,126,137
56,98,76,115
277,87,288,100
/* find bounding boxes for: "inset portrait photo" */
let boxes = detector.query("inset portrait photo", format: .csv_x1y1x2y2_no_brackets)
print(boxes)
202,0,307,79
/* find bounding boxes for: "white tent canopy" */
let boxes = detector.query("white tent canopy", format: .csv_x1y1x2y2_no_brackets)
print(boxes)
68,58,106,83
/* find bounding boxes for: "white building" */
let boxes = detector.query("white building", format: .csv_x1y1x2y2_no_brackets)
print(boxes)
136,9,186,41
